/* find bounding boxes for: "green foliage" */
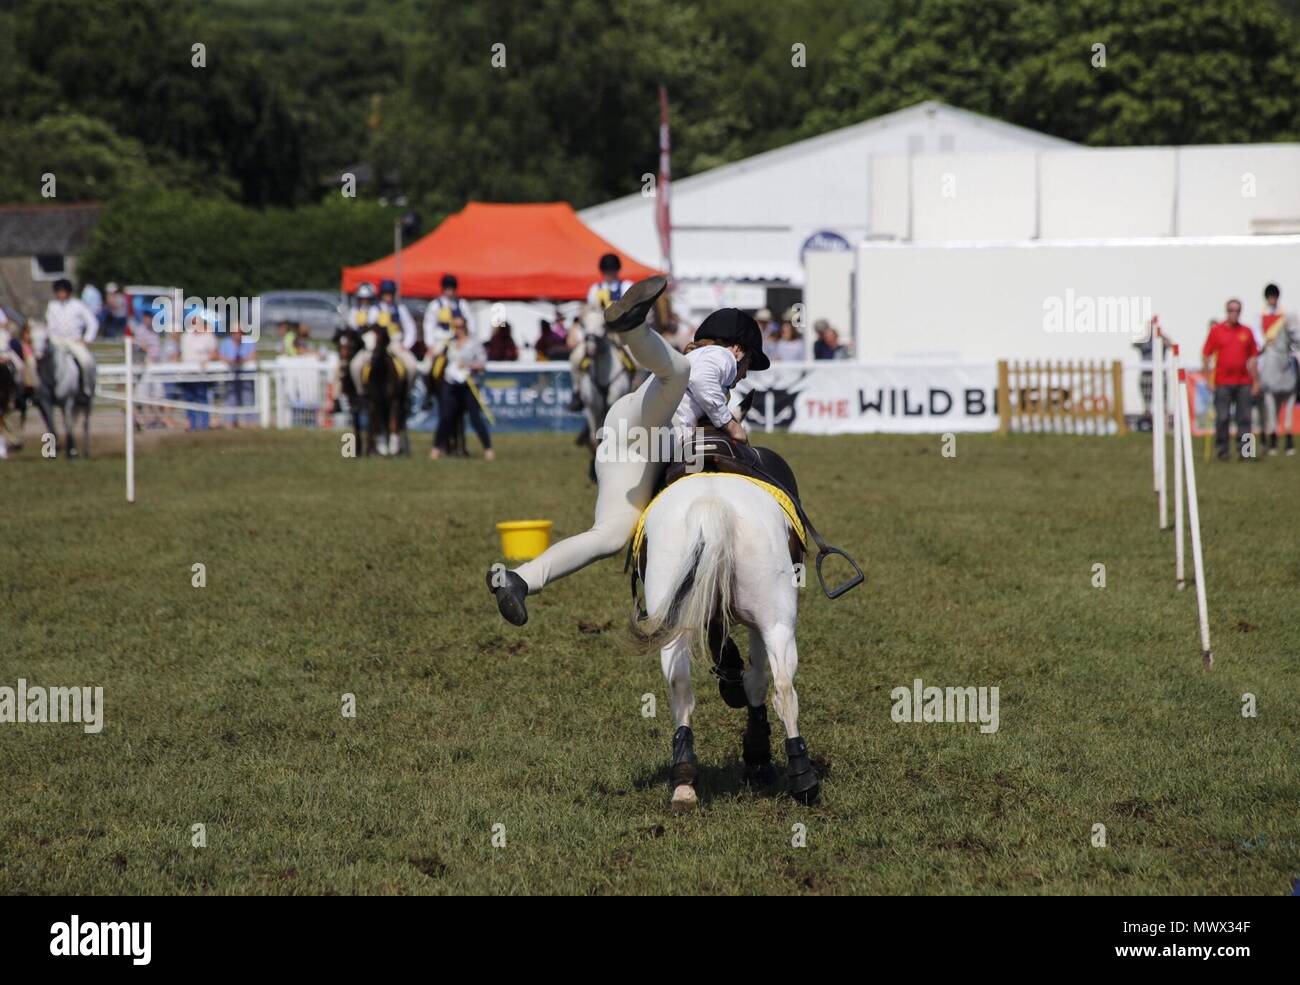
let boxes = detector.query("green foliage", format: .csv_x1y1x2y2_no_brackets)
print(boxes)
0,114,155,203
809,0,1300,145
79,191,398,296
2,0,1299,268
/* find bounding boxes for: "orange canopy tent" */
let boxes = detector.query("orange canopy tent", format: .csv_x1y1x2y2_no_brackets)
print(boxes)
341,201,662,300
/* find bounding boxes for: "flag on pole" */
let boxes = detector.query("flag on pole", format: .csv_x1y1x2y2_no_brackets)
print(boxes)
656,85,673,278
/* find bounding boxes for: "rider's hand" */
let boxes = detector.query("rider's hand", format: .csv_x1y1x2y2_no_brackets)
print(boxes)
726,418,749,445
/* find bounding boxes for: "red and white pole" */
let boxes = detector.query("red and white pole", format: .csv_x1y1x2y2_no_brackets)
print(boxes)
1171,344,1184,590
1177,361,1211,666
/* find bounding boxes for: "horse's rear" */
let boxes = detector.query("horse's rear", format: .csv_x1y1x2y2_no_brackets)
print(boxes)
633,474,819,811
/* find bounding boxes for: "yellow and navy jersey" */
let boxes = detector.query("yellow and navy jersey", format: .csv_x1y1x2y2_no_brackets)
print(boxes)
586,279,634,311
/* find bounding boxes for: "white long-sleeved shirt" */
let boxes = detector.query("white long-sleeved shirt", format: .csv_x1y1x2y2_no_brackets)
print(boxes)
443,338,486,385
673,345,737,433
45,297,99,343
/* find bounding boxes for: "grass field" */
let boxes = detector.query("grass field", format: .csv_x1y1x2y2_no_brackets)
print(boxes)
2,428,1297,895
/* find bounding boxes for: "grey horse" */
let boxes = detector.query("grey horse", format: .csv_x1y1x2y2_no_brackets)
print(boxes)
577,311,636,481
30,325,95,458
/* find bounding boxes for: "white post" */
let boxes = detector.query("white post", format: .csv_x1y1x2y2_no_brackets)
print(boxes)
1171,344,1185,590
1153,328,1166,528
1177,362,1212,667
257,369,271,429
124,329,135,504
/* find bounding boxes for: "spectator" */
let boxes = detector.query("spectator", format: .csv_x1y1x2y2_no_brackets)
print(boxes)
755,307,777,341
218,322,258,426
279,319,302,355
431,316,493,461
486,320,519,361
770,320,804,362
1202,298,1259,461
103,282,129,338
130,306,162,363
179,320,218,430
535,318,569,361
81,282,103,327
813,319,851,359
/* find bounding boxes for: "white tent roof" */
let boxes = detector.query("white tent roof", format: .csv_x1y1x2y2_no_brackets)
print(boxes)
580,101,1078,284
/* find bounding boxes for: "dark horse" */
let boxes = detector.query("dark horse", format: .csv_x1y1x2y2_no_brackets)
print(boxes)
333,327,367,453
364,330,411,456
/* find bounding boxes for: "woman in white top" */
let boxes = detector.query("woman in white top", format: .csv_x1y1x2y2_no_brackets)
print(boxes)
488,286,769,626
432,317,493,460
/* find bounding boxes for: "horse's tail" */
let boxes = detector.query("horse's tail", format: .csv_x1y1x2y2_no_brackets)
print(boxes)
630,495,736,657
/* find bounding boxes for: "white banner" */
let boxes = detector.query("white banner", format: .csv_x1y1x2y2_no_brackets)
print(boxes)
743,362,999,434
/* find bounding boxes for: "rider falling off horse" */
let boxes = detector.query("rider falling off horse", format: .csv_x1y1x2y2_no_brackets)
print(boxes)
487,276,769,629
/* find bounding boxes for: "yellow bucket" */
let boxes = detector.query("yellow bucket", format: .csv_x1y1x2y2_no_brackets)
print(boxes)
496,520,553,561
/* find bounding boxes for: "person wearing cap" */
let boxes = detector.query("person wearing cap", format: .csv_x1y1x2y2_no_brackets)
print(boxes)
488,276,703,625
567,253,634,411
423,274,471,353
375,279,418,350
671,308,770,445
44,279,99,398
755,307,776,341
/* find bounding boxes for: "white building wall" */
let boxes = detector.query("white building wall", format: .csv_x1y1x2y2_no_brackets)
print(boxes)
1040,149,1176,238
911,153,1038,241
854,236,1300,407
1177,145,1300,235
580,102,1076,285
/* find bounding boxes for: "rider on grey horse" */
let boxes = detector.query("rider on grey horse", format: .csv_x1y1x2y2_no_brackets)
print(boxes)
1259,283,1299,455
568,253,634,412
44,278,98,398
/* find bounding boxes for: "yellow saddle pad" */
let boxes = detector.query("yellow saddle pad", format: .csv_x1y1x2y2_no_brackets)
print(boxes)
630,471,805,559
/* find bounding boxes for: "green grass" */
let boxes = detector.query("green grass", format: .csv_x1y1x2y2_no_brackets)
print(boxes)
1,429,1297,895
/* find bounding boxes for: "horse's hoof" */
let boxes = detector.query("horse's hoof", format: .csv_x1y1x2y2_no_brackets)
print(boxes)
670,784,698,813
789,778,821,806
743,762,776,786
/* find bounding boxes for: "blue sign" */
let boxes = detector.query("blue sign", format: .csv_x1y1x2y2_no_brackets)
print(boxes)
800,230,851,262
408,366,586,433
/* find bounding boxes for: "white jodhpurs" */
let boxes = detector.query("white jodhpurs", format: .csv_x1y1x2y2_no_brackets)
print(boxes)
514,323,689,593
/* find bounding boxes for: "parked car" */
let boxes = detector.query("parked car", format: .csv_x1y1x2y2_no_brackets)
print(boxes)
258,290,348,340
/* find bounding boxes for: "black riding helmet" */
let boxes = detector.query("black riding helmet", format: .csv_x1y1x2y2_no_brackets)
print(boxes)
694,308,770,371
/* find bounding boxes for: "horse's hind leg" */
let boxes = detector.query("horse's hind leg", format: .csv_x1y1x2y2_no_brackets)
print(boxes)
81,401,91,459
759,622,819,805
661,635,698,813
62,402,77,458
740,626,775,786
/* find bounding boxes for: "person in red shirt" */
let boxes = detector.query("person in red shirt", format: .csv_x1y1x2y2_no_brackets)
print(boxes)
1202,298,1260,460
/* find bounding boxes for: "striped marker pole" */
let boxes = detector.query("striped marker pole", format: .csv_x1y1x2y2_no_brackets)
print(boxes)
1177,361,1212,666
1171,344,1185,590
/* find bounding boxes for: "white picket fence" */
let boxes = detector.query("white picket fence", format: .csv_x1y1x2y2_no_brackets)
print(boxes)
97,355,340,430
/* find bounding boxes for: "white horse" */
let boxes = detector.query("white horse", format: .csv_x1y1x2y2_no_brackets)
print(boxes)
632,474,819,812
29,325,94,458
